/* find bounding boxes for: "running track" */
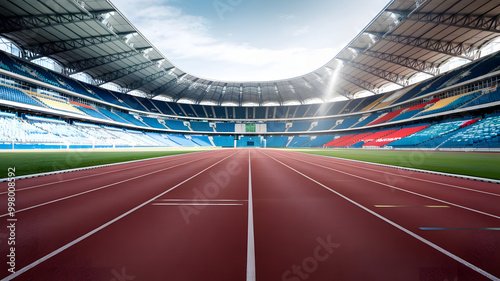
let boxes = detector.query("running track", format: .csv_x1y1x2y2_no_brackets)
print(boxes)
0,149,499,281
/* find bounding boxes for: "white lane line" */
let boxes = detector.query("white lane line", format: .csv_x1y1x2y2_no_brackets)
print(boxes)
155,199,248,202
288,152,500,197
0,155,209,218
0,150,211,183
247,149,256,281
262,151,500,281
0,151,238,281
0,152,211,195
153,202,243,206
276,152,500,220
278,149,500,184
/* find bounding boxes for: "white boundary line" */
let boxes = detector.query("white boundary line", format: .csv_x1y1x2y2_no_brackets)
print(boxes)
152,203,243,206
274,152,500,220
277,149,500,184
246,149,256,281
0,151,211,195
0,151,238,281
0,154,211,218
262,151,500,281
309,153,500,197
279,151,500,197
0,150,206,183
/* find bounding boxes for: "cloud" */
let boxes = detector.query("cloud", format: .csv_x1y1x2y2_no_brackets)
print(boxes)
292,26,309,37
280,14,296,20
112,1,336,81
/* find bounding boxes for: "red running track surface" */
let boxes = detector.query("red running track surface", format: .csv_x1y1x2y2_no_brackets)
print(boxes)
0,148,499,281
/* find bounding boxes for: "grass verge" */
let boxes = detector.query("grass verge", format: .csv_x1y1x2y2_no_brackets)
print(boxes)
288,148,500,180
0,149,200,177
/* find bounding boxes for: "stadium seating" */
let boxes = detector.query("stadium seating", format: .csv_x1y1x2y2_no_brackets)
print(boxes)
215,123,235,132
163,119,190,131
191,136,213,147
310,119,337,131
389,120,465,147
287,136,311,147
267,122,287,132
417,91,483,117
141,117,168,130
0,85,44,107
288,121,311,132
332,116,360,129
265,136,289,147
212,136,234,147
96,108,129,124
190,121,213,132
362,126,428,147
29,92,83,114
301,135,336,147
351,113,384,128
439,116,500,148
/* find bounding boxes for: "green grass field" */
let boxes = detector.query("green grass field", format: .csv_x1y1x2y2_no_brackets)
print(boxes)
288,148,500,180
0,149,200,177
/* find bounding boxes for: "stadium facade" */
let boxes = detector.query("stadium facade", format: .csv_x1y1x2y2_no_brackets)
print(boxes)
0,0,499,149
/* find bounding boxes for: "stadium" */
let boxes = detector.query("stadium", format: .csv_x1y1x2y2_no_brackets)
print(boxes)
0,0,499,280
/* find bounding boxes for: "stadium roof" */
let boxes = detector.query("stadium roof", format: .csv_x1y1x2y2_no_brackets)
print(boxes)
0,0,499,106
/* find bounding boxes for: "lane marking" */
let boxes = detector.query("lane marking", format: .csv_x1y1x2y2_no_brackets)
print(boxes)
0,150,211,183
288,152,500,197
261,150,500,281
156,199,247,202
420,227,500,231
275,152,500,220
247,149,256,281
374,205,450,208
0,154,212,218
152,203,243,206
0,152,212,195
0,151,239,281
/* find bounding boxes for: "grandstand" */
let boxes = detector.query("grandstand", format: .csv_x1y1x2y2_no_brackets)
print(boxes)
1,0,500,280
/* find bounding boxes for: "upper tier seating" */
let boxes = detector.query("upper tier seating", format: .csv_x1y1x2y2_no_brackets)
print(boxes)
190,121,213,132
215,123,235,132
30,92,83,114
0,85,44,107
288,121,311,132
417,91,483,117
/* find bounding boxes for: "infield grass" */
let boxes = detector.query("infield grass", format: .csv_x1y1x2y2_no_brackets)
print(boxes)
287,148,500,180
0,149,203,177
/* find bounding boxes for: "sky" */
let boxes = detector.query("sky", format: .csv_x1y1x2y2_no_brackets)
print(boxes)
111,0,391,82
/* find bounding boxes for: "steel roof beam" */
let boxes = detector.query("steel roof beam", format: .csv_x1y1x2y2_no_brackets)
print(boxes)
363,50,440,76
123,70,171,92
150,73,185,98
95,59,162,85
344,61,406,86
26,33,134,58
336,86,354,100
0,11,114,33
339,73,378,94
410,12,500,33
376,34,479,60
66,48,150,74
